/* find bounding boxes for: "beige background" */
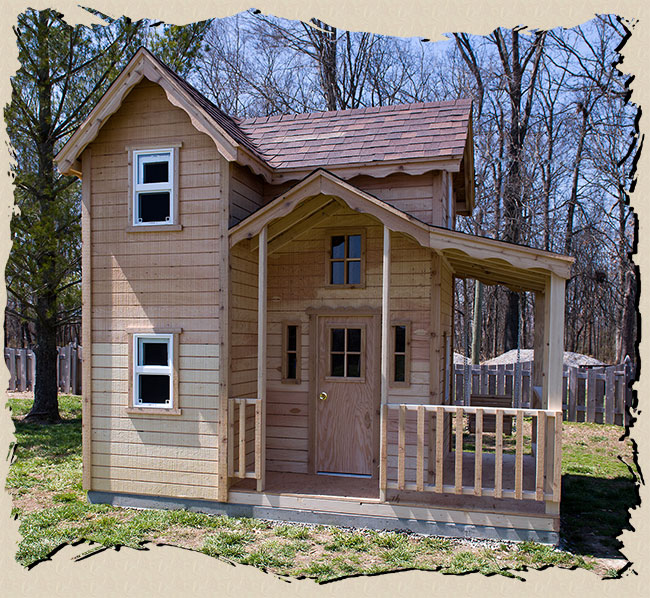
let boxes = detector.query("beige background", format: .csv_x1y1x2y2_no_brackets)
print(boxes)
0,1,646,595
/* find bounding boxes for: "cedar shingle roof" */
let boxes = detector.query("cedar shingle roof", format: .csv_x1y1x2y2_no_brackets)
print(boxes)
154,49,471,171
235,100,472,170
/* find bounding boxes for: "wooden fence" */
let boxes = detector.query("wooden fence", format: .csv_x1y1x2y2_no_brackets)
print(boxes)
453,358,633,426
5,343,83,394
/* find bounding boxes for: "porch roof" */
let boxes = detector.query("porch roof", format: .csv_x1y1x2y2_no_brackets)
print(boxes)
228,169,574,292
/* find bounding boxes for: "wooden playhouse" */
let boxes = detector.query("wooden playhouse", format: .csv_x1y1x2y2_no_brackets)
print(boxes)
55,48,573,543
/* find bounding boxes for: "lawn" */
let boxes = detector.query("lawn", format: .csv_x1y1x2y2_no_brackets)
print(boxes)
5,394,637,581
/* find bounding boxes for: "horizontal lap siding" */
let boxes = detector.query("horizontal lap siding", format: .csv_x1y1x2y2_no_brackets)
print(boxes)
88,80,222,501
230,162,265,226
230,243,259,399
351,171,445,226
265,208,434,474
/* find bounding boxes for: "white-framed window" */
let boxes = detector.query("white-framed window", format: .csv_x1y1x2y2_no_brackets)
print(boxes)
132,149,175,226
133,333,174,408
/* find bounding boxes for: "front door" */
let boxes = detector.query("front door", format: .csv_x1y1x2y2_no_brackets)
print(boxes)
316,315,378,476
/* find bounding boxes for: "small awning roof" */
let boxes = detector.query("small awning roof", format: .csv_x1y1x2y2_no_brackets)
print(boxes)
229,169,573,292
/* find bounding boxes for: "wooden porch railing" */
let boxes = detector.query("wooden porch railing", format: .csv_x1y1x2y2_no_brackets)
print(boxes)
380,404,562,503
227,397,263,482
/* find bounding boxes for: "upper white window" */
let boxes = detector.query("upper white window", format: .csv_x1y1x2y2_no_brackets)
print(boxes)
133,333,174,408
133,149,175,225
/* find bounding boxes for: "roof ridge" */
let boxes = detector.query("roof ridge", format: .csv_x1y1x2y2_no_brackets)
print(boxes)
238,98,472,125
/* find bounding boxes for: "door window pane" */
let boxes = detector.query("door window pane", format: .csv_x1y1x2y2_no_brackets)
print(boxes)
331,353,345,377
347,353,361,377
347,328,361,352
331,328,345,352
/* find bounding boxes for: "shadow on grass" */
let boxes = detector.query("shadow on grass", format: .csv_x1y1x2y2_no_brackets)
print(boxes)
560,473,639,560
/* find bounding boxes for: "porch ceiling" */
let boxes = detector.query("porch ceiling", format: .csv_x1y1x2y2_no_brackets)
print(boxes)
229,169,574,292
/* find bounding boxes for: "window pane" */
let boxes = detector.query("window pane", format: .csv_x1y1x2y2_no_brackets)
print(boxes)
331,353,345,377
331,261,345,284
347,353,361,377
143,160,169,184
287,325,297,352
347,328,361,352
395,325,406,353
347,260,361,284
331,236,345,259
331,328,345,352
287,353,297,380
394,354,406,382
348,234,361,258
141,341,168,366
138,192,170,223
139,374,170,404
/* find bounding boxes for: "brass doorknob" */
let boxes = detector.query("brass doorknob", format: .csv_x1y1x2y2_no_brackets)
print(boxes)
319,392,328,401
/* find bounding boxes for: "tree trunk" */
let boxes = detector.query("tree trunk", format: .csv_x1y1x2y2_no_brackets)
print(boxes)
27,309,61,423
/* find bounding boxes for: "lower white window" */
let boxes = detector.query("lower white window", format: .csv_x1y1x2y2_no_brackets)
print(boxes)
133,334,174,408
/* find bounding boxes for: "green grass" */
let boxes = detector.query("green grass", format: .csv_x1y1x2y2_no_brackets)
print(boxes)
6,394,635,579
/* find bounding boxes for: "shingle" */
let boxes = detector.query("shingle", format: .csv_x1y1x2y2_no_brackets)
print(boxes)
150,51,471,170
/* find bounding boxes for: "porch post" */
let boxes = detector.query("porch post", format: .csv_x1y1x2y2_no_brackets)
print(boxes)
546,273,565,412
545,273,565,508
257,225,268,492
379,226,391,501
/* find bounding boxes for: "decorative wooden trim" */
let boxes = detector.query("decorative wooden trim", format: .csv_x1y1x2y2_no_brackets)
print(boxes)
257,225,268,492
125,406,182,416
308,314,318,475
305,306,380,316
230,169,573,287
389,320,411,388
217,155,231,501
81,148,92,491
380,226,391,406
324,228,367,289
268,156,464,185
125,326,183,334
281,321,302,384
127,330,181,414
126,224,183,233
127,145,181,229
323,322,367,382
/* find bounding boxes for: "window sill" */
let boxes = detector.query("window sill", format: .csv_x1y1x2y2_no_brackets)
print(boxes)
126,407,182,416
126,224,183,233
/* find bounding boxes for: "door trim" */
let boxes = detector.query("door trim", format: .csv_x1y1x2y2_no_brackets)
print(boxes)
308,311,380,476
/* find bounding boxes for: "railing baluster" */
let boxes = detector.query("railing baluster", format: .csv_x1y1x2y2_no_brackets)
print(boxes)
228,399,234,477
455,407,463,494
474,408,483,496
238,400,246,478
536,412,546,500
495,409,503,498
436,406,444,492
398,405,406,490
515,410,524,500
255,399,262,481
553,413,563,502
416,405,425,491
380,404,388,497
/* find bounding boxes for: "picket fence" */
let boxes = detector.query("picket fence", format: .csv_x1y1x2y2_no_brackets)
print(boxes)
5,343,83,395
453,358,633,426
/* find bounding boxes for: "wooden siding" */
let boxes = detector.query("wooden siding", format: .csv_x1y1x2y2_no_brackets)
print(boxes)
230,162,265,227
230,242,259,399
350,172,447,227
88,80,222,501
259,204,437,474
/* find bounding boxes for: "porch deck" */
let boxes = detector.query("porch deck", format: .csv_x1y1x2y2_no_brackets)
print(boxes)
227,451,556,542
230,449,544,514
